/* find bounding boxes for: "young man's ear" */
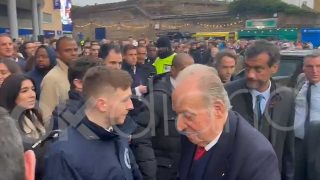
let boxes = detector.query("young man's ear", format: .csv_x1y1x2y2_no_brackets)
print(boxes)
24,150,36,180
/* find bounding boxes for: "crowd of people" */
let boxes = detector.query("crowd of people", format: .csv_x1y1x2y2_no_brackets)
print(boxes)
0,33,319,180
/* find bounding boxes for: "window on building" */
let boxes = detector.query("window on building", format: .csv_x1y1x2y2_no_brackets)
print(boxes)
43,13,52,23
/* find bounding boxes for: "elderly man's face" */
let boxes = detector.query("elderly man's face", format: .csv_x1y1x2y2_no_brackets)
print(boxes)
173,80,221,147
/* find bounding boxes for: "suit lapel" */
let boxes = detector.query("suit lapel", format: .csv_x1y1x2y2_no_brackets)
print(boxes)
259,81,277,139
179,136,197,180
202,112,237,179
236,80,254,125
261,81,292,144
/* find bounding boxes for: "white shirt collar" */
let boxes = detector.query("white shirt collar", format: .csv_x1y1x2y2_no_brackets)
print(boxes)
307,81,320,87
170,77,176,89
204,131,222,151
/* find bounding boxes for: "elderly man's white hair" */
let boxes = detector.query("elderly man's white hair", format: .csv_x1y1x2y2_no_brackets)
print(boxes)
176,64,231,110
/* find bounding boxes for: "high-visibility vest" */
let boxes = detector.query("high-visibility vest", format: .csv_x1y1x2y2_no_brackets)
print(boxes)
153,53,176,75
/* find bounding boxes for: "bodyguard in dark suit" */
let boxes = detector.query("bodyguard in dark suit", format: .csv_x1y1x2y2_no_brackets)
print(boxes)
132,53,194,180
122,44,149,116
294,53,320,180
173,64,281,180
224,40,295,180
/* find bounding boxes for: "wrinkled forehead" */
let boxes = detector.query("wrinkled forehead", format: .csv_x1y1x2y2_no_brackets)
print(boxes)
0,36,12,43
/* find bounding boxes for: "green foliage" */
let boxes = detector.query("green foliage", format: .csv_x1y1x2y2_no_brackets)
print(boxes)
229,0,315,15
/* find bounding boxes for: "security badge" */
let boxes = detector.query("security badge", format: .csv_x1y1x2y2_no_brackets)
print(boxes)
164,65,171,73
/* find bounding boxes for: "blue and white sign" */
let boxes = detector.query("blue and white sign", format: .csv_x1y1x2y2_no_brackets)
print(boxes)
60,0,72,25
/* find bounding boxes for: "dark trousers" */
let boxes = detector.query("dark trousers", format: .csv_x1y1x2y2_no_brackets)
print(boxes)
294,138,307,180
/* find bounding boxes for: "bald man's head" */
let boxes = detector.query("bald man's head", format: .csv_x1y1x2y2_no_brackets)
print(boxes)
171,53,194,79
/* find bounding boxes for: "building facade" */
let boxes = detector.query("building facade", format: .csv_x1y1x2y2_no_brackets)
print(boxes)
0,0,63,40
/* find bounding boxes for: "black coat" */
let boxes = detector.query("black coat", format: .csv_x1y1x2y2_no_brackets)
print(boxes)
122,62,150,117
132,73,180,180
179,111,281,180
225,78,295,180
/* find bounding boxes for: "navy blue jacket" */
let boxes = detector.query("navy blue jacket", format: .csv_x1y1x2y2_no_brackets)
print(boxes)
179,111,281,180
44,117,142,180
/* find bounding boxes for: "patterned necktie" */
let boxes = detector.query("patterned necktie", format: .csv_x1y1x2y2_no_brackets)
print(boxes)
194,146,206,160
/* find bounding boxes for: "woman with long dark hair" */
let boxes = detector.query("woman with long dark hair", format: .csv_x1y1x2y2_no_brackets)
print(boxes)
0,73,45,140
0,74,46,179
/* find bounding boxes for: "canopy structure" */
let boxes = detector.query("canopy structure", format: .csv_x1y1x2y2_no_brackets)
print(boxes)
192,32,238,40
238,28,298,41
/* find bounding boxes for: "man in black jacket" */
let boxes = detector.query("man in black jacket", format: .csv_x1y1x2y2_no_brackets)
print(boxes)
122,44,149,117
132,53,194,180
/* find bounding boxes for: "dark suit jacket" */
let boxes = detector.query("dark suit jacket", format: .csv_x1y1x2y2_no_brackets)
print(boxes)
132,73,180,180
122,62,149,89
225,78,295,180
122,62,150,116
179,111,281,180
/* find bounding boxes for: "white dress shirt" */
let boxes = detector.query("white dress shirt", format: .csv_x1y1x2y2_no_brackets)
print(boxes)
170,77,176,89
294,81,320,139
205,132,222,151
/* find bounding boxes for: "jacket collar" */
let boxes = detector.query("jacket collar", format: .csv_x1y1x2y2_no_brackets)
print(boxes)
57,59,68,73
80,117,118,141
180,111,239,179
68,90,83,101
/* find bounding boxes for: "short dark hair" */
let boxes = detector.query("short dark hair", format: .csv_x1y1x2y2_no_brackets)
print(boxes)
304,51,320,63
98,44,121,60
68,56,102,90
245,40,280,67
0,107,25,179
56,36,75,52
83,66,132,101
122,44,136,55
215,51,237,67
19,41,35,59
147,44,156,50
137,45,146,50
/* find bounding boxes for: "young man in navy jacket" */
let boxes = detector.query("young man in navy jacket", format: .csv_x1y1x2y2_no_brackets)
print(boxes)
44,66,142,180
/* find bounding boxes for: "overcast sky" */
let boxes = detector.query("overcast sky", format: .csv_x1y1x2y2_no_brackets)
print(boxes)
72,0,126,6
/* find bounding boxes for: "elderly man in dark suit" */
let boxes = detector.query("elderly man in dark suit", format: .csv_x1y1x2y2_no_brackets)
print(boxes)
294,53,320,180
224,40,295,180
173,64,281,180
